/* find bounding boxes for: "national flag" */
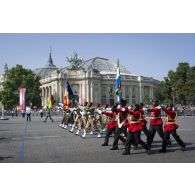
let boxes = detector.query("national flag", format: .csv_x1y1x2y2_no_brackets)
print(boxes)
48,95,55,109
114,59,122,104
63,81,74,109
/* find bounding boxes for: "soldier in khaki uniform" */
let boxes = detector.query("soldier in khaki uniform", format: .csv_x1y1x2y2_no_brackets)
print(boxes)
61,108,72,129
82,103,101,138
75,102,88,135
94,104,105,133
69,106,82,133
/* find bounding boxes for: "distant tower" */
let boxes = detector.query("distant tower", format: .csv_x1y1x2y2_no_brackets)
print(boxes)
47,47,54,67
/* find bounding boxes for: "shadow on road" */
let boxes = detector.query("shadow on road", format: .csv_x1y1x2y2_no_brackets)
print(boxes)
0,156,13,161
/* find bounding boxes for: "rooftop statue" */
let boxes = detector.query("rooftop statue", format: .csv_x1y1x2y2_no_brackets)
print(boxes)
66,52,84,70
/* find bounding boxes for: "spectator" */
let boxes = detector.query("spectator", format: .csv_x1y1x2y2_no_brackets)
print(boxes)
26,106,31,122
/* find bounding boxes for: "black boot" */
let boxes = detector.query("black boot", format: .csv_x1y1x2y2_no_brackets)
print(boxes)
159,149,166,153
110,146,118,150
122,151,130,155
102,143,108,146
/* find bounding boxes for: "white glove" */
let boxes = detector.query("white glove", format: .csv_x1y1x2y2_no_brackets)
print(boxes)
118,123,122,128
128,106,132,110
143,107,147,111
121,108,126,112
97,109,102,115
117,105,121,109
157,106,161,109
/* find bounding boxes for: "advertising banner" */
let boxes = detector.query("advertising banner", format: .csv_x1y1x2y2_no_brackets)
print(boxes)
19,88,26,112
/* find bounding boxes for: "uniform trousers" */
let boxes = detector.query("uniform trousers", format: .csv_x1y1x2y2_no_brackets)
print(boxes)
162,130,185,151
142,124,150,138
104,127,125,144
147,124,164,145
125,131,149,152
112,126,128,148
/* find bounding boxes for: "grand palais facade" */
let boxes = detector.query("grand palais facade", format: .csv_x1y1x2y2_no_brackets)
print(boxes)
34,52,160,108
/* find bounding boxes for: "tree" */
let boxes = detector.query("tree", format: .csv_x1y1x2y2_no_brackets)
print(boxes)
0,64,41,110
155,62,195,105
66,52,84,70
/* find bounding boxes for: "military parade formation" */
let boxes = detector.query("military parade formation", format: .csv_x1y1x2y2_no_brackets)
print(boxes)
58,99,186,155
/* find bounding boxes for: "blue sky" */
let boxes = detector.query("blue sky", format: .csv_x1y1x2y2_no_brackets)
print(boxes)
0,33,195,80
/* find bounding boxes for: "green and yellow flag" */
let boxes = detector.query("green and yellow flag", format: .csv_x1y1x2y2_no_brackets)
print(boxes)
48,95,55,109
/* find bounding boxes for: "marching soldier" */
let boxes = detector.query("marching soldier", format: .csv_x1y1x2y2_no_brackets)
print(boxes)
82,102,101,138
95,104,105,132
146,100,165,146
75,101,88,135
102,105,126,146
60,108,72,129
110,99,128,150
123,104,150,155
139,103,150,138
69,106,82,133
159,104,186,153
146,100,171,147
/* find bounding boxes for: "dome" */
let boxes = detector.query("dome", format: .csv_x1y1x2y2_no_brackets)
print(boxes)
34,52,58,78
80,57,131,75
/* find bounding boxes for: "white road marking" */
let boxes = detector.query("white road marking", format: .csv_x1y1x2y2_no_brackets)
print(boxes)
12,135,65,140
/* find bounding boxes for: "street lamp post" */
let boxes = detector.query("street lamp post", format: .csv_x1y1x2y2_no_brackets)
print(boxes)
172,86,175,105
82,68,87,103
1,63,9,120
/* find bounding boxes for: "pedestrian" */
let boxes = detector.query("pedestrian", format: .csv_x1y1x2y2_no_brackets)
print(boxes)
11,110,14,117
43,106,53,122
159,104,186,153
39,108,43,118
26,106,31,122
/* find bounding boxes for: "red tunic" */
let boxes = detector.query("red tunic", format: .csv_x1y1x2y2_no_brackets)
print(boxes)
139,108,147,126
117,106,129,127
127,110,142,132
103,111,117,129
149,107,163,126
162,108,178,131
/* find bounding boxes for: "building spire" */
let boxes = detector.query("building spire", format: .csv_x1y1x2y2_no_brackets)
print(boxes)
47,47,54,67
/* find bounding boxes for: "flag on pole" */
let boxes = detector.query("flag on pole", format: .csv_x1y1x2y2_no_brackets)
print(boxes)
19,88,26,112
48,95,55,109
115,59,122,104
63,81,74,109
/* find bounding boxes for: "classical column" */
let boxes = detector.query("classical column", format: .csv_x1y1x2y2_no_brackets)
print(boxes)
138,76,142,103
129,86,133,105
150,86,154,100
80,83,82,104
90,80,93,103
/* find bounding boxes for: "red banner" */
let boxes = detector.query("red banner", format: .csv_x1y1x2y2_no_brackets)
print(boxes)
19,88,26,112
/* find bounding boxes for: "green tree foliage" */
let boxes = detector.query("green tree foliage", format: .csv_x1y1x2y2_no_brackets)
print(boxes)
0,64,41,109
155,62,195,105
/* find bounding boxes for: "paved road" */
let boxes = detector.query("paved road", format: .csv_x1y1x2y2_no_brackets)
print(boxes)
0,116,195,163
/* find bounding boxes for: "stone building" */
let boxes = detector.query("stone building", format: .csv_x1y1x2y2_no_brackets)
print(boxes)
34,52,160,108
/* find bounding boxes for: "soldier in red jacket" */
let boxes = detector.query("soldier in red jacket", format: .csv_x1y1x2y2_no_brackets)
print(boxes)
146,100,165,147
123,104,150,155
110,99,129,150
139,103,150,138
159,104,186,152
102,105,126,146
